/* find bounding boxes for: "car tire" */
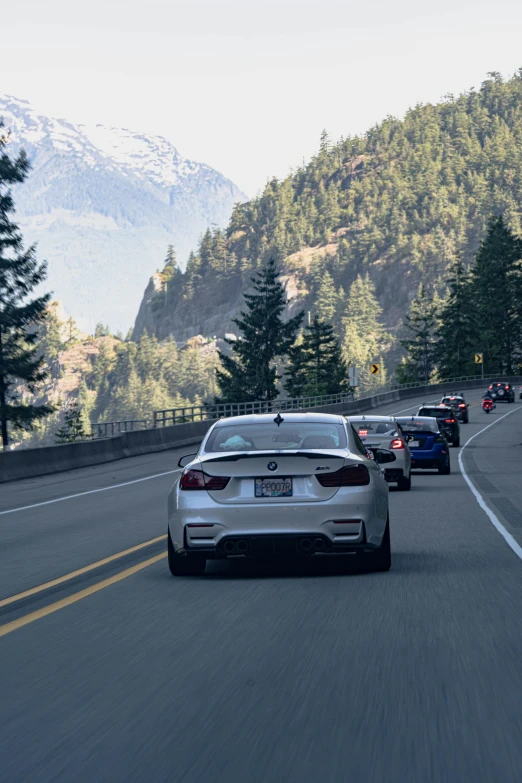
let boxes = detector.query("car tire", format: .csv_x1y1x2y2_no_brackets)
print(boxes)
452,437,460,448
168,530,206,576
438,460,451,475
398,474,411,491
362,517,391,572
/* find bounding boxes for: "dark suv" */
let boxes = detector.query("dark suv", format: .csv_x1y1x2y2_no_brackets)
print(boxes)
440,394,469,423
486,382,515,403
416,405,460,447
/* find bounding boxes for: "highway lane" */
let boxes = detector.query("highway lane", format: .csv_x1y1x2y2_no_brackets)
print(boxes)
0,392,440,600
2,392,522,781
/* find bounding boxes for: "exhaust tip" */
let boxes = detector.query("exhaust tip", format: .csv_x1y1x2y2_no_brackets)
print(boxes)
223,540,237,554
300,538,313,552
313,538,326,551
236,540,249,553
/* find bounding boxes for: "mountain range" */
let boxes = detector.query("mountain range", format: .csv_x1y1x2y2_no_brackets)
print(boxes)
0,94,246,332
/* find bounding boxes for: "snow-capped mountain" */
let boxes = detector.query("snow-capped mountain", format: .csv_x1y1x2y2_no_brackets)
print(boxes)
0,94,246,332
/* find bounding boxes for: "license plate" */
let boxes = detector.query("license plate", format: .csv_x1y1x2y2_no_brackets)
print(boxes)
409,440,420,448
255,478,292,497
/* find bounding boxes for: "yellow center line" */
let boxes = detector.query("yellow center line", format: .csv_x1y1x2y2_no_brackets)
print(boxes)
0,534,167,609
0,552,167,638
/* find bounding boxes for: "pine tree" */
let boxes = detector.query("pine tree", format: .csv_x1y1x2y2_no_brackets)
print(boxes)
397,285,439,384
341,274,388,390
284,316,350,397
314,270,343,326
217,259,303,402
55,399,88,444
437,257,477,378
470,216,522,374
38,302,64,362
0,123,53,449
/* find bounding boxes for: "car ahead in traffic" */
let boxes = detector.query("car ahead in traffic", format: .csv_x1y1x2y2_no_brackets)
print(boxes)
416,404,460,446
168,412,393,575
440,394,469,423
346,415,412,490
396,417,451,474
486,382,515,403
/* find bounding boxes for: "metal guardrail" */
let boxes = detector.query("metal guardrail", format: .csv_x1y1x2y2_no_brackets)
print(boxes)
152,372,517,427
91,420,148,439
153,391,356,427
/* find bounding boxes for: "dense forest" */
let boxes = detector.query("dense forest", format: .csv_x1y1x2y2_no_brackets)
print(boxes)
136,71,522,356
14,306,220,448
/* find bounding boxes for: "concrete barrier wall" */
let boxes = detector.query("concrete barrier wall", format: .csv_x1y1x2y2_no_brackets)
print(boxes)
1,376,520,483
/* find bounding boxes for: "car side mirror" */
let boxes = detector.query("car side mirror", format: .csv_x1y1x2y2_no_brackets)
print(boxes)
369,447,396,464
178,453,197,468
467,404,470,408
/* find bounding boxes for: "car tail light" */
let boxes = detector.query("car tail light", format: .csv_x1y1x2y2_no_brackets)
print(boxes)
316,464,370,487
445,419,455,423
390,438,405,449
458,403,466,408
506,385,510,389
180,469,230,490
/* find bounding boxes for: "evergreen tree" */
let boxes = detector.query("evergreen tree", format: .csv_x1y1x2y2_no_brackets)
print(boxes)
284,316,350,397
470,215,522,374
39,302,64,363
55,399,89,444
314,270,343,326
397,285,439,384
0,123,53,448
94,323,111,338
217,259,303,402
341,274,388,390
437,257,477,378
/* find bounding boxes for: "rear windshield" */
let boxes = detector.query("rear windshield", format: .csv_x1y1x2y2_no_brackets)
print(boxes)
441,398,461,405
204,422,347,452
350,420,398,437
397,418,439,434
418,408,450,418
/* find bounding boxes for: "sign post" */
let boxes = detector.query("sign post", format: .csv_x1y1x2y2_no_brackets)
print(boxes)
475,352,484,380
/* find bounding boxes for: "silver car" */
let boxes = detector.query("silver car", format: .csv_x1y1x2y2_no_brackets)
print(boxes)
346,415,412,491
167,412,391,575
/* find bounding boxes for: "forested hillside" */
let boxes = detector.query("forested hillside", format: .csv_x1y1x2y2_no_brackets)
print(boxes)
134,71,522,364
13,304,220,449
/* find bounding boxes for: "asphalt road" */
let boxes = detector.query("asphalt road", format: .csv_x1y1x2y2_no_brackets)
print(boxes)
1,391,522,782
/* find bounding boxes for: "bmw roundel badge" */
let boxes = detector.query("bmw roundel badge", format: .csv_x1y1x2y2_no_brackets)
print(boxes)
267,462,278,471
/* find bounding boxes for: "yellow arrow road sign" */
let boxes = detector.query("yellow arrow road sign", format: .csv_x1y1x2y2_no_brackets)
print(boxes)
475,353,483,364
370,363,380,375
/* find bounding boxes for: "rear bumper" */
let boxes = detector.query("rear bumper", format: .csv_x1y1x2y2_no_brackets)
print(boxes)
410,451,447,469
180,528,378,559
384,468,404,483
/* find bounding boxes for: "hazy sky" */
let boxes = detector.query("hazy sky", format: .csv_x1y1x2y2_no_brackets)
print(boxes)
3,0,522,196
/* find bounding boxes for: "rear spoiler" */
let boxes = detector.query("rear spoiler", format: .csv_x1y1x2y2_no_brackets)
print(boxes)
203,451,343,463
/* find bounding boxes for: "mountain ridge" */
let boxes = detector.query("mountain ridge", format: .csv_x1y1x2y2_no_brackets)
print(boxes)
132,71,522,368
0,93,247,332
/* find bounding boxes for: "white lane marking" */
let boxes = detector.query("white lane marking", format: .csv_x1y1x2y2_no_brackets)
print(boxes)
0,469,179,517
459,406,522,561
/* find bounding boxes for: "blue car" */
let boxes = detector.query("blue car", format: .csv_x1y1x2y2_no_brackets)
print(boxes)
396,416,450,475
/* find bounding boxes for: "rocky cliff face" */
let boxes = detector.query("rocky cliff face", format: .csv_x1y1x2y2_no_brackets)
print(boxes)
0,94,246,333
133,271,305,343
